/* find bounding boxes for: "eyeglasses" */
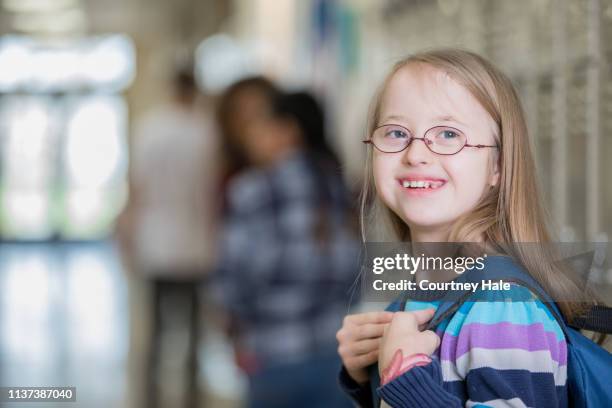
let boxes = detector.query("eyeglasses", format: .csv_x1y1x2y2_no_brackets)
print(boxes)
363,124,498,155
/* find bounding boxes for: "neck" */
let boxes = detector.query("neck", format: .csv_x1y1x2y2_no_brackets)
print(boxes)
276,143,302,162
409,225,451,243
264,140,304,167
409,226,457,284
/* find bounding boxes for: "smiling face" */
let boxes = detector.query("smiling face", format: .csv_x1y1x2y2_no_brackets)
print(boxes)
372,63,500,241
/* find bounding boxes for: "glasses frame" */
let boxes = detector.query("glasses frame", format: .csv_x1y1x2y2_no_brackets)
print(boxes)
363,123,498,155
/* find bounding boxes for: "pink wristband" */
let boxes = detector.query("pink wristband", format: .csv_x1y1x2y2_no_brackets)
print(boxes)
381,351,432,385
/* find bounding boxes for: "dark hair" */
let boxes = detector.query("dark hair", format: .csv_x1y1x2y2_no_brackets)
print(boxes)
216,76,280,174
271,91,355,244
271,91,340,166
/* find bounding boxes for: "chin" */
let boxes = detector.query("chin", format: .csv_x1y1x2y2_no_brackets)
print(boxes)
399,213,455,236
406,220,450,233
399,206,443,224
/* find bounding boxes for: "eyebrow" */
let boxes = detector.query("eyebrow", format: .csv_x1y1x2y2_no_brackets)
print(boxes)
380,114,409,123
434,115,467,126
380,114,467,127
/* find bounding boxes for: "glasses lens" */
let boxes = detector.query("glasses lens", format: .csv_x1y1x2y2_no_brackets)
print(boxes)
373,125,410,152
426,127,466,154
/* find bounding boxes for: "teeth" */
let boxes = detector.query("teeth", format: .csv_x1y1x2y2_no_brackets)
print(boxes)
401,180,444,189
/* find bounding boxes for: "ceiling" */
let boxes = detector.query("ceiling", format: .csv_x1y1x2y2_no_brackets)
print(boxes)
0,0,230,47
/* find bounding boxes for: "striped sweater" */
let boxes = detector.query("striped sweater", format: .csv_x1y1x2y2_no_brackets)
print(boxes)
339,284,568,407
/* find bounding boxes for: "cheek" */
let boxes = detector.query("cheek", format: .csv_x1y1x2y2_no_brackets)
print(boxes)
372,154,398,203
444,155,491,205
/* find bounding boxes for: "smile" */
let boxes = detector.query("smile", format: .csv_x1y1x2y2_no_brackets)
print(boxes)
398,178,446,190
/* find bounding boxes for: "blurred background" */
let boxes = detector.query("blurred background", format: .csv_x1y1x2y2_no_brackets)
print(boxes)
0,0,612,407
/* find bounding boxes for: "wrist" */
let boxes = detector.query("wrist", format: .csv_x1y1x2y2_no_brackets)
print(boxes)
380,350,431,386
347,367,369,385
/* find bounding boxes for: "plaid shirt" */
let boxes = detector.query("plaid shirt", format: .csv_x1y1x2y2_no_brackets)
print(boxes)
213,151,360,366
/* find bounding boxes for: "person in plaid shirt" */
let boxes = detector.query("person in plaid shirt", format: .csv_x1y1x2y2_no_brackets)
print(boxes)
213,87,358,408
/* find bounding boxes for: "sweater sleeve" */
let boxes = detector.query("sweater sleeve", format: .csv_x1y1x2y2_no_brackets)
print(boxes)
377,284,569,407
338,365,374,407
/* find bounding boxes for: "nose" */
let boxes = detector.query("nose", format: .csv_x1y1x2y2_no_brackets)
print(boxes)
401,137,434,166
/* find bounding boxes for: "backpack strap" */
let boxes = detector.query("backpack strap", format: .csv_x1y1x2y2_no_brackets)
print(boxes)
571,305,612,334
424,255,571,337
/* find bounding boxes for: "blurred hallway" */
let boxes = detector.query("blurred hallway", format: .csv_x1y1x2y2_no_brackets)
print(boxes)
0,241,244,408
0,242,128,407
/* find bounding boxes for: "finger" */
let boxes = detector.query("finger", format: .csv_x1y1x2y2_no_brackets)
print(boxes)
346,349,379,369
387,311,420,331
355,323,388,340
338,322,388,343
350,338,381,355
348,311,394,325
421,330,441,351
411,308,436,326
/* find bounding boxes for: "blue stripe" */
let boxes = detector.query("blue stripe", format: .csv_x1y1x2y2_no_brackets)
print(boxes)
404,300,441,312
442,380,466,401
442,299,564,341
464,367,568,407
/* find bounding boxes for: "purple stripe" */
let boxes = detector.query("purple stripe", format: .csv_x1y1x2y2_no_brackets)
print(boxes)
440,322,567,365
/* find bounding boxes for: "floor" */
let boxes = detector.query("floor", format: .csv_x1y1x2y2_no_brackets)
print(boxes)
0,241,244,408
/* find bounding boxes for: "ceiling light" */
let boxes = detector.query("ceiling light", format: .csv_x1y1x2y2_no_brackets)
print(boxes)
2,0,79,13
11,8,86,34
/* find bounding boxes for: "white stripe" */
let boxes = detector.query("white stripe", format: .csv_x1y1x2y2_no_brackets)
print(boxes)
466,397,530,408
440,359,463,382
442,348,567,386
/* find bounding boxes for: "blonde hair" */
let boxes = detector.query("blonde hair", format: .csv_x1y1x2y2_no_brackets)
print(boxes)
361,48,604,326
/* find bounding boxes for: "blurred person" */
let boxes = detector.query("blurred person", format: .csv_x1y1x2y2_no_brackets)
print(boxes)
215,76,280,211
116,65,219,408
212,86,359,408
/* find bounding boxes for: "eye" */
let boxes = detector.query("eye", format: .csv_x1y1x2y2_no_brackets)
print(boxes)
431,128,464,144
429,127,465,149
441,130,459,139
384,126,409,139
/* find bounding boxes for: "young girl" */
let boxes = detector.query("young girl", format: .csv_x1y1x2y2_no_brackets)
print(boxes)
336,49,598,407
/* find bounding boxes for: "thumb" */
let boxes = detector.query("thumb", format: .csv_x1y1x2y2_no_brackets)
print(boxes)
411,308,436,326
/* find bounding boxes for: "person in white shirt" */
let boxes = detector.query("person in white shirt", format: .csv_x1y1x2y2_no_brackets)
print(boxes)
117,66,219,408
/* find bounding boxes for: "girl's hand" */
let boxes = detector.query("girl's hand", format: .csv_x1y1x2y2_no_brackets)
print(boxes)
378,309,440,379
336,311,394,384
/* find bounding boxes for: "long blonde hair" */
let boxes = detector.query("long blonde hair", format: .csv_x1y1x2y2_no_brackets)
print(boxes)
361,48,604,325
